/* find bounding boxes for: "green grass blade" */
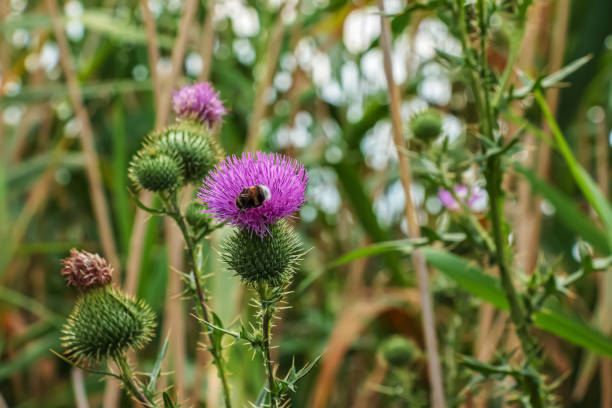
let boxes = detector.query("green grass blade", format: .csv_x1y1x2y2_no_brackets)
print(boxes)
535,90,612,249
515,165,609,253
330,243,612,357
111,101,133,256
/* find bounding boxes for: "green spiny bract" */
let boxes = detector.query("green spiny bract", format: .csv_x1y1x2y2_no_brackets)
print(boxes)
185,201,211,233
220,220,303,288
409,109,443,142
61,287,156,365
380,335,419,367
145,123,219,183
128,148,182,192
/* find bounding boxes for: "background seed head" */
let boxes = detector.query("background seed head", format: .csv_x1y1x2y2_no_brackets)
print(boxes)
146,124,219,183
409,109,443,142
380,335,419,367
128,149,183,192
220,220,303,287
61,248,113,291
61,287,156,365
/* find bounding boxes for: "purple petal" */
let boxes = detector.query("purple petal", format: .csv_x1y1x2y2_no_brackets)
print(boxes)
173,82,227,127
438,188,459,210
198,152,308,237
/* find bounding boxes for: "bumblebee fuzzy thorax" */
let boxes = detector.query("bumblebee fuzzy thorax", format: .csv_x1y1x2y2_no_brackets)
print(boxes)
235,184,271,210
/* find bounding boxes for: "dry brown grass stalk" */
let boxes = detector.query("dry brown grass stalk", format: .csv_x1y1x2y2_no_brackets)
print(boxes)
70,368,90,408
244,4,291,151
198,0,216,83
45,0,121,279
519,0,570,274
159,217,187,400
114,1,199,405
377,2,446,406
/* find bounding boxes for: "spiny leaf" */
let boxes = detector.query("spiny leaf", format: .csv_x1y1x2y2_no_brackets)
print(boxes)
329,244,612,358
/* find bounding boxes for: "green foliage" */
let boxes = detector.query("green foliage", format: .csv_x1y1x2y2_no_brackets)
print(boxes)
61,287,156,364
220,221,303,287
329,244,612,358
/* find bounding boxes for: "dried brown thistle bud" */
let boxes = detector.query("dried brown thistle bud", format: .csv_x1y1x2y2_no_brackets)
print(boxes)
61,249,113,290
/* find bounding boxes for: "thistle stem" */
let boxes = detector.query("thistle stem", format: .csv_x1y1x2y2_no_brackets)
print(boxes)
162,193,233,408
262,306,277,405
257,283,280,407
115,354,155,407
455,1,544,406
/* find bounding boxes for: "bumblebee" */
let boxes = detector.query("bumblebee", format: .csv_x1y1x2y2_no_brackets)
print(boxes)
235,185,271,211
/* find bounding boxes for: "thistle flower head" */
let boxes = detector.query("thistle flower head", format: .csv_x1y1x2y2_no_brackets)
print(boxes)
380,335,419,367
128,148,183,192
145,124,220,183
409,109,442,142
61,249,113,291
173,82,226,127
438,185,487,212
220,220,303,287
198,152,308,237
61,287,156,364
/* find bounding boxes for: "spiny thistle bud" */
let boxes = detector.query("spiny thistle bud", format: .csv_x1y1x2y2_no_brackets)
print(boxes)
128,148,183,192
61,249,113,291
185,201,211,232
61,287,156,365
380,335,419,367
146,124,219,183
409,109,443,142
220,220,303,287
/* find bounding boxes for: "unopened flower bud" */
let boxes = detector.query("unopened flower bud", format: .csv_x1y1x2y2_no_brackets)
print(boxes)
146,124,219,183
129,149,183,192
380,335,419,367
61,287,156,364
409,109,442,142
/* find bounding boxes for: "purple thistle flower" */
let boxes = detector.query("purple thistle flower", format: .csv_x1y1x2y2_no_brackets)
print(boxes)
198,152,308,237
438,185,487,212
172,82,227,127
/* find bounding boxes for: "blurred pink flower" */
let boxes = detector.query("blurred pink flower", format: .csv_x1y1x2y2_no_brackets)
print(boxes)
438,185,487,212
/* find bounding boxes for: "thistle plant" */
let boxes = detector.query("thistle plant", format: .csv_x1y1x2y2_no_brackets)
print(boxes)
54,82,320,407
199,151,317,407
126,81,234,407
57,249,161,406
375,336,426,406
399,0,600,405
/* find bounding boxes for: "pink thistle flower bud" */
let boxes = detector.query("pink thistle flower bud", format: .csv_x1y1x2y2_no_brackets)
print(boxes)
172,82,227,127
61,249,113,290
